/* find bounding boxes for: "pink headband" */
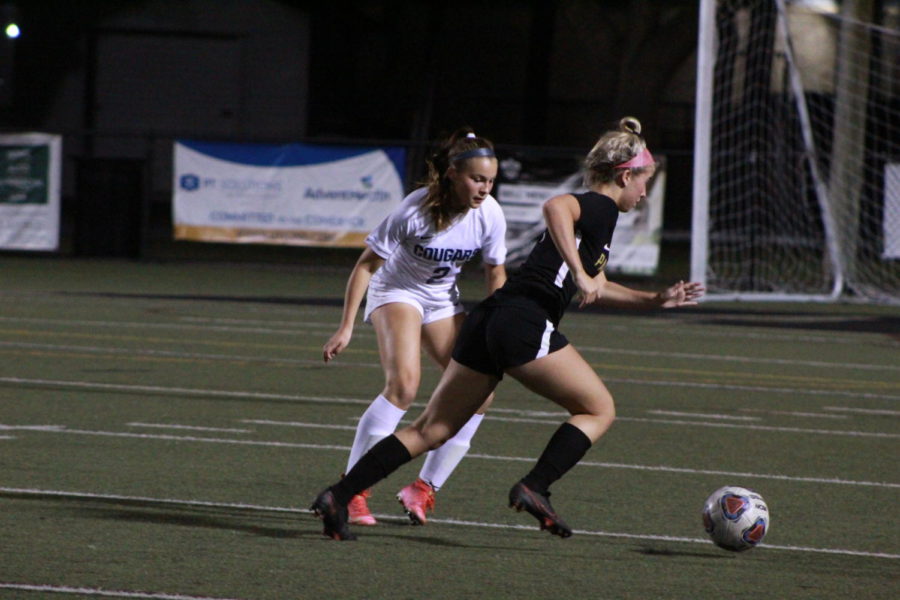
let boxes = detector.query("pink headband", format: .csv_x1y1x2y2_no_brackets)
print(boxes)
615,147,654,169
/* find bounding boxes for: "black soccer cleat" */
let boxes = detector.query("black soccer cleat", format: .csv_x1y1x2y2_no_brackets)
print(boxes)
310,488,357,541
508,481,573,538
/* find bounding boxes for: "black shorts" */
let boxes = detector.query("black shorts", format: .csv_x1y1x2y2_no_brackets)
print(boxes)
452,294,569,379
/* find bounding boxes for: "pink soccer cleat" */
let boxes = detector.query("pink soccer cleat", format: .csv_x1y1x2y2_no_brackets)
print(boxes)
347,489,377,526
397,478,436,525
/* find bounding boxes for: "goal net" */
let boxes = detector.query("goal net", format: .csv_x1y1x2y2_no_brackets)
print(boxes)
692,0,900,303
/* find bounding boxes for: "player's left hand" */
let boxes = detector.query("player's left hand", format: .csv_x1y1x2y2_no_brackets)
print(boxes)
658,280,705,308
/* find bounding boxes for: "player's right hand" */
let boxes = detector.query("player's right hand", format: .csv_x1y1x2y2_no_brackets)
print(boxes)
574,271,601,308
323,329,352,362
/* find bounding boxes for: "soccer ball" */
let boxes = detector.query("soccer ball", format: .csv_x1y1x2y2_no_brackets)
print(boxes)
702,485,769,552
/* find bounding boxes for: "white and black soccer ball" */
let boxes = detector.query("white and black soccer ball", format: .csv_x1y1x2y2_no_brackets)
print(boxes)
702,485,769,552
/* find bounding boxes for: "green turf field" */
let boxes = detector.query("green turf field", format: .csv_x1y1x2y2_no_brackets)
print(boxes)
1,256,898,599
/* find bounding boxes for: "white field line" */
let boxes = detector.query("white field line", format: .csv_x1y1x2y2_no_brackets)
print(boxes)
0,294,331,319
600,321,900,347
172,310,900,350
5,336,899,400
10,339,895,401
386,409,893,439
568,458,900,489
178,316,342,330
0,486,897,560
32,428,351,451
488,407,563,417
604,377,900,401
824,406,900,416
5,306,887,346
646,410,761,421
0,377,374,406
241,419,356,431
3,315,897,371
488,414,900,439
3,375,899,409
580,344,900,372
616,416,900,439
178,316,897,352
2,377,899,439
126,423,253,434
0,583,246,600
0,341,378,369
5,424,897,490
0,315,321,337
246,419,897,488
738,408,849,420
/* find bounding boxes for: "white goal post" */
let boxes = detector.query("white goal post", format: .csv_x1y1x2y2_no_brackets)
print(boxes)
692,0,899,303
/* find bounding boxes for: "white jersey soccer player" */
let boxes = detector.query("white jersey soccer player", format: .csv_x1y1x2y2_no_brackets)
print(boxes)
322,127,508,529
364,186,507,324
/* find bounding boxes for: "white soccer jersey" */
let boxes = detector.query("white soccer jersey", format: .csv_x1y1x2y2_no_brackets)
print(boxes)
366,187,507,307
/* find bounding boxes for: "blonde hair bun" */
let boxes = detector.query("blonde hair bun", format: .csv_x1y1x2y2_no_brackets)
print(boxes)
582,116,649,187
620,116,642,136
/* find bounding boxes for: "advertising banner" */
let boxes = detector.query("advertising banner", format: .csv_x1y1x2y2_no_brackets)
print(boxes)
0,132,62,251
173,140,406,247
497,160,666,275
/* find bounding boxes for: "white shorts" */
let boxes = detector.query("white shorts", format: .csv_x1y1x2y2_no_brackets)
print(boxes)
364,288,465,325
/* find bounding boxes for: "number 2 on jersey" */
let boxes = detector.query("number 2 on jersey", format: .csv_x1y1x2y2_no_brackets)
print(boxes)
426,266,451,284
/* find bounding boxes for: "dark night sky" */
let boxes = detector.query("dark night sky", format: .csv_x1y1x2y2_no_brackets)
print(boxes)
1,0,704,233
3,0,701,148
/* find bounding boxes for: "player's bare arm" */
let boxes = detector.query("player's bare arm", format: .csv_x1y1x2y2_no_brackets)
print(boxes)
323,247,385,362
594,278,705,309
483,262,507,295
542,194,600,307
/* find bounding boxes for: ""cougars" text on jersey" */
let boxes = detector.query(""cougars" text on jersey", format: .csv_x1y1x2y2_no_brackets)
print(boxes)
413,245,476,263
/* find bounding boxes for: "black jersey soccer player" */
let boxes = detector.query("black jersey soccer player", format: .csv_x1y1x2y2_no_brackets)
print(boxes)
312,117,705,540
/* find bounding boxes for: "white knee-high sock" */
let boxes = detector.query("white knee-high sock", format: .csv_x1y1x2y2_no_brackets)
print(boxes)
346,394,406,473
418,413,485,491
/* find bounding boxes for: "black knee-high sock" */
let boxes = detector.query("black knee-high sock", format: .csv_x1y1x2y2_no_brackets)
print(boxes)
520,423,592,494
330,434,412,505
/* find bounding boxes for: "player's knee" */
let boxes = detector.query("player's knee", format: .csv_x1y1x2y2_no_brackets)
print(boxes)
603,399,616,423
384,374,420,408
410,421,452,451
601,396,616,421
588,392,615,423
425,437,447,452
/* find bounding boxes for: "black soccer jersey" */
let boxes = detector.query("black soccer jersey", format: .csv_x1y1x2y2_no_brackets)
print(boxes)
498,191,618,325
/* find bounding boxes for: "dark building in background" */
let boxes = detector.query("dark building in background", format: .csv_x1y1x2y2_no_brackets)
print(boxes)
0,0,700,259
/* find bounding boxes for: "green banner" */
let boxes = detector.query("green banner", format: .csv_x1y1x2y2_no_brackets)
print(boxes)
0,133,61,251
0,144,50,204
